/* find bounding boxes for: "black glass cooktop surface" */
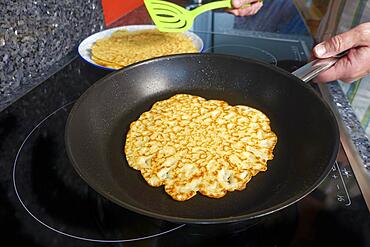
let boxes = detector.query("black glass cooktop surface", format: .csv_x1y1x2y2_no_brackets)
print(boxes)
1,32,369,247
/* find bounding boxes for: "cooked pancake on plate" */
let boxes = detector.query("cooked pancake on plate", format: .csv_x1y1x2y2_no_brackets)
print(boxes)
124,94,277,201
91,29,197,69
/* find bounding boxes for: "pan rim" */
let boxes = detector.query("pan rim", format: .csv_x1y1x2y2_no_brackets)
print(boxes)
65,53,340,224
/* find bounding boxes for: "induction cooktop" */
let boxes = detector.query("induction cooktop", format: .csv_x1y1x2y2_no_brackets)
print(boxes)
1,29,369,246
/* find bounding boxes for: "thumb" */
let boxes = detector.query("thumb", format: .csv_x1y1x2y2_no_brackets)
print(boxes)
314,28,360,58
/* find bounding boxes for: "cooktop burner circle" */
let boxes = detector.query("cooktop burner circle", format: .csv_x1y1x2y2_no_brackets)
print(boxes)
204,44,278,65
12,101,184,243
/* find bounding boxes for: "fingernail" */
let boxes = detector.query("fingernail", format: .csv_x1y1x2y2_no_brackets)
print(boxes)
315,44,326,57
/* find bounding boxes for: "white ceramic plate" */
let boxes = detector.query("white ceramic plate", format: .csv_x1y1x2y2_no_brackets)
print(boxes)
78,25,204,71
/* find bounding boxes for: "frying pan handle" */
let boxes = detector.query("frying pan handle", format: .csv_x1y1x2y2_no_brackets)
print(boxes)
292,51,349,82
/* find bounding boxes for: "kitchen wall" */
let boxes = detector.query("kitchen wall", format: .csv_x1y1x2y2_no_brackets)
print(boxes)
0,0,104,99
102,0,143,26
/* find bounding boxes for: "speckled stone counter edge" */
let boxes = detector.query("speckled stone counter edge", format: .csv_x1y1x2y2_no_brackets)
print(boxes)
326,82,370,167
0,51,77,112
0,0,104,110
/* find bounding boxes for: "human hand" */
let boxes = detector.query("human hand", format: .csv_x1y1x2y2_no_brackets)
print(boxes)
313,22,370,83
227,0,263,17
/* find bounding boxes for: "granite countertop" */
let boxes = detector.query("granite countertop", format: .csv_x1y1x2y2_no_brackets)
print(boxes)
0,0,104,112
2,0,369,169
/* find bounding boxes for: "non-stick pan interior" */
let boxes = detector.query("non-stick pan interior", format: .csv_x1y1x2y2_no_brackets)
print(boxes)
65,54,339,223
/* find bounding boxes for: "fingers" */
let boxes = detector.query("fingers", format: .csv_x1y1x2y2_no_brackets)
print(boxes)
312,22,370,83
229,1,263,16
313,47,370,83
313,59,350,83
313,24,365,58
240,1,263,16
231,0,259,8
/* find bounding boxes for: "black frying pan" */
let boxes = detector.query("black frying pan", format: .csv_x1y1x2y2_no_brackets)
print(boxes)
65,54,339,224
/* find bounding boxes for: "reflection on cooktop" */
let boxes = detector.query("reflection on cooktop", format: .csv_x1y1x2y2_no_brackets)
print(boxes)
204,44,278,65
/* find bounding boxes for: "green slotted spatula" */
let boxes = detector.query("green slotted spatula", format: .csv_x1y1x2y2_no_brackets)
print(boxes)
144,0,258,32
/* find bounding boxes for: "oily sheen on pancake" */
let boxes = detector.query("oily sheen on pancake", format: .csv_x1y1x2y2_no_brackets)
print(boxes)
124,94,277,201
